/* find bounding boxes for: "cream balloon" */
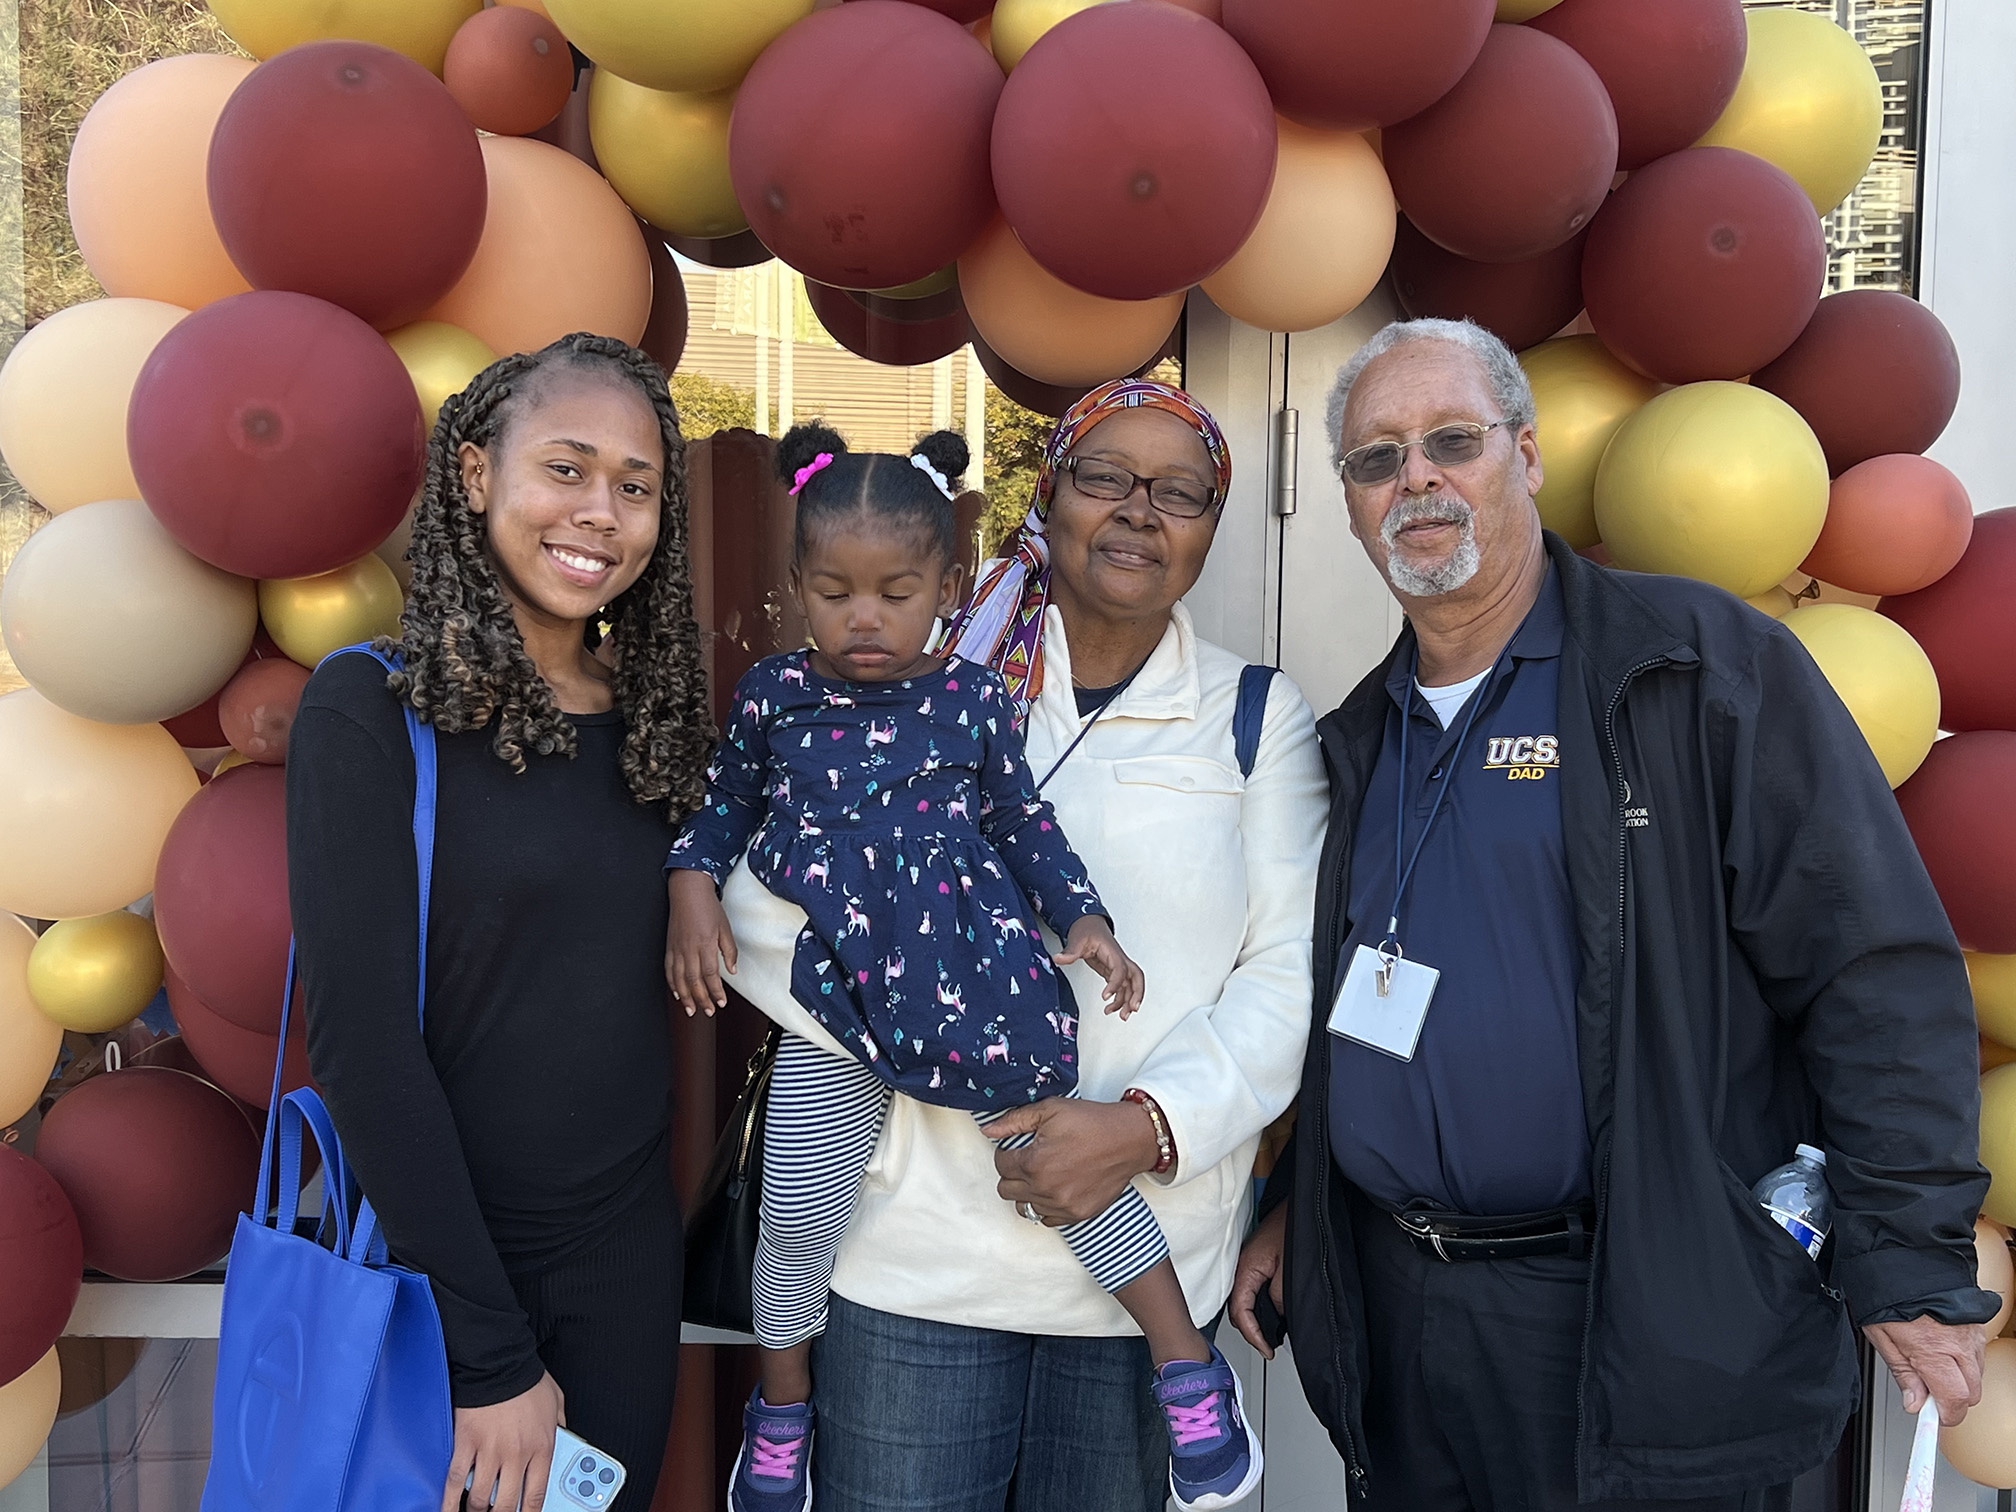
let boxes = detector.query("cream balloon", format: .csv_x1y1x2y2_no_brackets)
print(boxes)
26,911,164,1035
1782,604,1940,788
1980,1219,2014,1338
992,0,1120,72
0,691,198,921
0,916,61,1129
373,502,418,593
1970,952,2016,1051
1,499,256,725
0,300,187,514
544,0,813,92
588,73,746,240
1520,335,1660,551
1200,119,1394,334
1941,1337,2016,1489
205,0,480,74
259,556,405,669
0,1349,60,1486
959,217,1183,388
1985,1064,2016,1231
385,321,497,431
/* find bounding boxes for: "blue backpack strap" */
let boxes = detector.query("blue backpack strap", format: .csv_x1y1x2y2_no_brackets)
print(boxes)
1234,663,1278,780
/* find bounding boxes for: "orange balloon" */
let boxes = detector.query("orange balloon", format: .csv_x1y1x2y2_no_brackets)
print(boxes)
66,55,256,309
1801,452,1974,598
421,135,652,355
958,216,1184,388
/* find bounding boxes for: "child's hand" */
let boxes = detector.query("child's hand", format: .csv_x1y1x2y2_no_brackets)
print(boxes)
1054,916,1146,1019
666,869,738,1015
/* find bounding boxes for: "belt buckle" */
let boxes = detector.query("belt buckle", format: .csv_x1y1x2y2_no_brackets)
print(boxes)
1396,1212,1454,1262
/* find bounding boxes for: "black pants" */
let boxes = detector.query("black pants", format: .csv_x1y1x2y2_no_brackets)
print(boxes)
1351,1189,1791,1512
507,1178,682,1511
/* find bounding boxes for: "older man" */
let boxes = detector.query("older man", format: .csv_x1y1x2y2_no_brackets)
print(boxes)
1230,318,1997,1511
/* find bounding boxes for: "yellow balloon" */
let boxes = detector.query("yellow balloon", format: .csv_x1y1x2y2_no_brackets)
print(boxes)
1520,335,1660,551
0,300,188,514
0,916,62,1128
259,556,405,669
212,749,253,777
1981,1219,2014,1338
27,911,164,1034
1942,1336,2016,1488
1496,0,1564,17
1595,381,1829,600
876,267,959,301
0,692,198,922
1201,119,1395,334
1971,954,2016,1051
992,0,1118,72
205,0,480,75
1782,605,1939,788
385,322,497,432
587,73,746,241
1985,1065,2016,1231
1745,588,1795,621
545,0,813,92
1696,9,1882,215
0,1349,60,1486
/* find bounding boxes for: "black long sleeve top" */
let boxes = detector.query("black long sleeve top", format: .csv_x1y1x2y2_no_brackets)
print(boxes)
286,652,677,1407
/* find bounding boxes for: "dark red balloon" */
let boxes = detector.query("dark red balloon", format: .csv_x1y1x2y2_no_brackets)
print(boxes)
128,291,424,580
972,331,1093,419
731,2,1001,290
218,657,311,765
35,1067,257,1282
166,966,312,1112
1896,732,2016,953
993,4,1275,300
1581,146,1824,384
806,279,971,367
665,229,772,270
1881,508,2016,735
1752,290,1961,475
0,1146,81,1386
207,41,487,330
1530,0,1747,170
1383,26,1617,265
852,0,991,20
153,764,290,1035
443,5,575,138
640,234,689,376
1390,216,1587,352
1223,0,1493,131
162,629,288,749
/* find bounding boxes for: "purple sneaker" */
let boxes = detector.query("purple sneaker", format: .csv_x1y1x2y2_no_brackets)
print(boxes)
1156,1345,1263,1511
728,1389,813,1512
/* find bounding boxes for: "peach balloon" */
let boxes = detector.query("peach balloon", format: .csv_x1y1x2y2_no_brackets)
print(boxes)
1200,119,1395,333
0,916,62,1129
958,217,1183,388
421,135,652,355
1980,1219,2014,1338
0,1349,60,1486
66,55,255,309
1802,453,1974,599
0,299,187,514
0,691,199,921
1941,1336,2016,1488
205,0,481,75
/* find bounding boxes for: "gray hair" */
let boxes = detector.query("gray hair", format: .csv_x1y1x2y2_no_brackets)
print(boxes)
1325,318,1538,472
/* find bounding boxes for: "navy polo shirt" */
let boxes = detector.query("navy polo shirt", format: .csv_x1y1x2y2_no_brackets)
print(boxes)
1327,569,1590,1217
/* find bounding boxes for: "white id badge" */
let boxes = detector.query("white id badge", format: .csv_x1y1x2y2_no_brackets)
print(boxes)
1326,945,1440,1062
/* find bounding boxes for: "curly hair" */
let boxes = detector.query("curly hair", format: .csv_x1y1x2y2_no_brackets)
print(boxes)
385,332,713,817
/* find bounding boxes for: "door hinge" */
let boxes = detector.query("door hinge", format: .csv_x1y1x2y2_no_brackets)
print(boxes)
1273,406,1299,517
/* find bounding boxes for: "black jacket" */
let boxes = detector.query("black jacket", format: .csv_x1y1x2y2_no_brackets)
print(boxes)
1275,536,1995,1502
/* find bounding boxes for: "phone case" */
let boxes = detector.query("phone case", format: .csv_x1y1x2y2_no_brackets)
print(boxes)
545,1428,626,1510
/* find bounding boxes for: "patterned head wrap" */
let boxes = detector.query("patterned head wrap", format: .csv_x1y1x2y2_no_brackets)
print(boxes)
944,377,1231,717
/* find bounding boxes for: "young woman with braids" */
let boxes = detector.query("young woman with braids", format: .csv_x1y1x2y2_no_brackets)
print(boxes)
288,333,712,1512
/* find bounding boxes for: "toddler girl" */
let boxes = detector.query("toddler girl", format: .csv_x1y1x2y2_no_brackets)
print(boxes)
667,423,1260,1512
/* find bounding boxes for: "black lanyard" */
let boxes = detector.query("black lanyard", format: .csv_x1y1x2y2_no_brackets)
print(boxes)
1035,659,1147,793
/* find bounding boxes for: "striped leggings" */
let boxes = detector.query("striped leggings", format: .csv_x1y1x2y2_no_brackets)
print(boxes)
754,1032,1171,1350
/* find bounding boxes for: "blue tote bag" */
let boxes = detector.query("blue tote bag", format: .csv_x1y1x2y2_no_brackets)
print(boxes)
203,646,454,1512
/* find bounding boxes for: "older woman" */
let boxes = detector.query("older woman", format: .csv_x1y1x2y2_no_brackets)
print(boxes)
720,378,1326,1512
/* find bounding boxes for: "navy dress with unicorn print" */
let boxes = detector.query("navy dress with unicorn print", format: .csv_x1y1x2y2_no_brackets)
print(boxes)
669,651,1106,1111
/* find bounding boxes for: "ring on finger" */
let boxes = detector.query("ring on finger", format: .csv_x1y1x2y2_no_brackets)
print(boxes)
1017,1201,1045,1225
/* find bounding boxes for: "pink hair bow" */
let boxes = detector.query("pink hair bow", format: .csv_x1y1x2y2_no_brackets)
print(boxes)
790,452,835,496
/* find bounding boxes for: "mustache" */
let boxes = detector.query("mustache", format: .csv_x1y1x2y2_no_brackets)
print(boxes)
1380,492,1476,550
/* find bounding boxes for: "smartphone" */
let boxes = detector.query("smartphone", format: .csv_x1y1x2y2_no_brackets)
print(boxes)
1252,1286,1288,1351
468,1428,626,1510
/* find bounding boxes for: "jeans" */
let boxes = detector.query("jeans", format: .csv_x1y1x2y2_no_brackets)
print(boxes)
809,1293,1171,1512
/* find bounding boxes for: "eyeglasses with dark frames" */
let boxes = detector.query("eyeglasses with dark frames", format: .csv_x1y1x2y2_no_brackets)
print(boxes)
1059,456,1218,519
1338,419,1512,488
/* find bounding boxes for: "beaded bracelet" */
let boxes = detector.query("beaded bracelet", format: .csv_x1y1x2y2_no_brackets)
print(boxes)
1122,1088,1176,1175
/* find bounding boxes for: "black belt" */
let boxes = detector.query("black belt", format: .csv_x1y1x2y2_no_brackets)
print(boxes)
1392,1204,1595,1263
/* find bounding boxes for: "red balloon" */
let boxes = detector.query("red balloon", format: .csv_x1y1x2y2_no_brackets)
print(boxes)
207,41,487,330
730,3,1001,290
992,4,1275,300
162,628,288,749
1803,454,1973,599
166,966,311,1112
1581,146,1823,384
1222,0,1493,132
35,1067,257,1282
128,291,424,580
218,657,312,765
1882,507,2016,734
1752,290,1961,475
0,1146,81,1387
1383,26,1616,265
640,234,689,376
665,229,772,270
444,6,575,138
1896,732,2016,953
852,0,991,20
1390,216,1587,352
1530,0,1747,170
805,279,971,367
153,764,290,1035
